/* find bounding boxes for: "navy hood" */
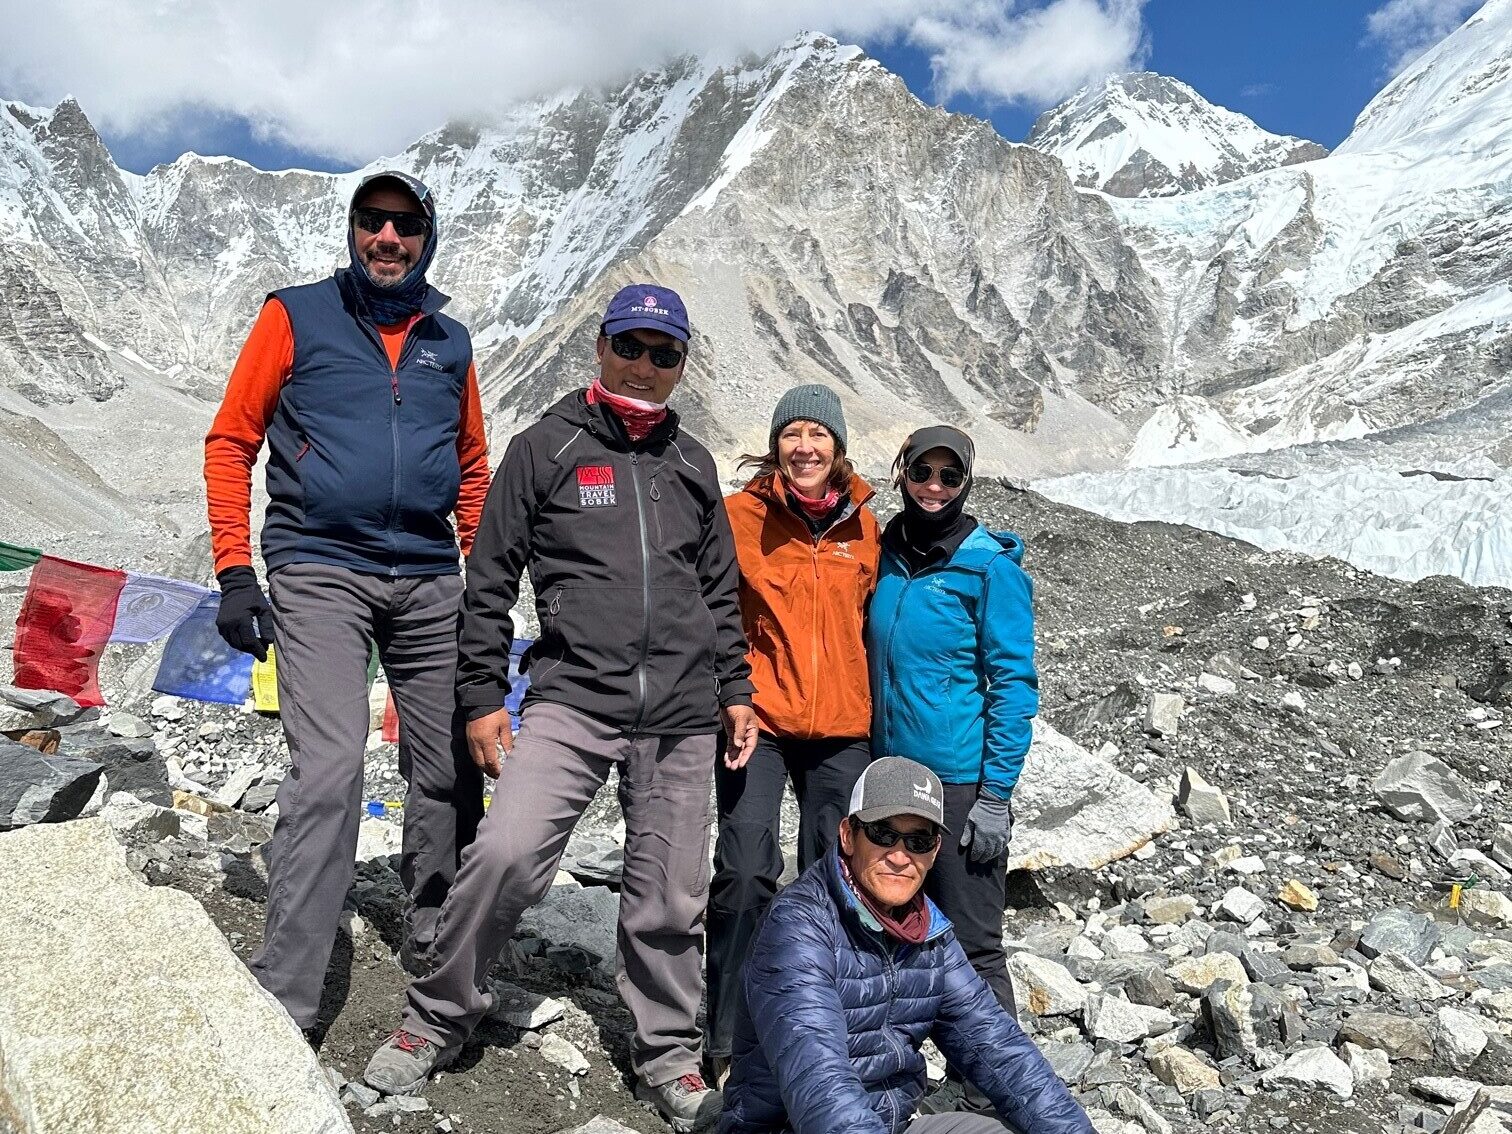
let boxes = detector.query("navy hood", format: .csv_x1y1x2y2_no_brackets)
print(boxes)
341,169,439,324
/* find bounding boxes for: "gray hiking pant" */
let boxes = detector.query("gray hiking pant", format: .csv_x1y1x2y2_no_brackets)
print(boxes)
907,1115,1010,1132
249,563,484,1029
403,700,716,1086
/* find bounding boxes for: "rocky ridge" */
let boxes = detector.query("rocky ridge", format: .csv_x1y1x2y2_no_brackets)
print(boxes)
2,483,1509,1132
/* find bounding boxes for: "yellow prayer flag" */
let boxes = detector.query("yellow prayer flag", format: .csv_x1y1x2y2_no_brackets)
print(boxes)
252,647,279,713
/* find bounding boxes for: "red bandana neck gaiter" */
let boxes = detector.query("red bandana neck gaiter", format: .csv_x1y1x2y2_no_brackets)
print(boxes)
788,483,841,520
839,855,930,945
587,379,667,442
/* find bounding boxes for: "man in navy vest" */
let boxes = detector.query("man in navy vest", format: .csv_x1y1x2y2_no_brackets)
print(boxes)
204,170,492,1038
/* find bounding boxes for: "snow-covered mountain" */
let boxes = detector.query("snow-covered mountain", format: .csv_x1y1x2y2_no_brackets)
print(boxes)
2,4,1512,584
1026,72,1326,197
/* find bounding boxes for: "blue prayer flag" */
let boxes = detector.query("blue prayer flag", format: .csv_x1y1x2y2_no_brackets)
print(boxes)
152,593,253,705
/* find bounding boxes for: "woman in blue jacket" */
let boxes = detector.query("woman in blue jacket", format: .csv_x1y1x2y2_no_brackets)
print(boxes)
866,426,1037,1062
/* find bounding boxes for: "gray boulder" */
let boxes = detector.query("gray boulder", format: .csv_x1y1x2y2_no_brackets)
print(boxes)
1373,751,1480,823
1359,908,1440,965
0,738,103,829
1177,766,1231,825
0,685,94,728
56,727,169,807
517,883,620,977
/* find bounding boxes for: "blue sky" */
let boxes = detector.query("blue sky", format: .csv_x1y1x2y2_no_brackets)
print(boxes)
22,0,1465,174
873,1,1393,150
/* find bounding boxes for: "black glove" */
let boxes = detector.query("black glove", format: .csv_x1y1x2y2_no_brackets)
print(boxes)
959,790,1013,864
215,566,273,661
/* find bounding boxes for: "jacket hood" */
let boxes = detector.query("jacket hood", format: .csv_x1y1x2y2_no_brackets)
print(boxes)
823,844,952,945
937,524,1024,571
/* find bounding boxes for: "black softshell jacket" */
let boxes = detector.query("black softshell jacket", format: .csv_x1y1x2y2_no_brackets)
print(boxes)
458,390,754,735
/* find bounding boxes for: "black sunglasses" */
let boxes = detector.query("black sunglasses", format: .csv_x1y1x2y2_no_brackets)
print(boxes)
906,460,965,488
857,819,941,855
351,206,431,239
609,332,685,371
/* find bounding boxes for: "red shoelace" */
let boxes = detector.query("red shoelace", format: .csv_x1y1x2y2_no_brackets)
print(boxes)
677,1074,707,1094
392,1030,429,1053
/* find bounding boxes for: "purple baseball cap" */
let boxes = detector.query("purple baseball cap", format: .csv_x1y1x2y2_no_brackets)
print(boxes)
602,284,690,343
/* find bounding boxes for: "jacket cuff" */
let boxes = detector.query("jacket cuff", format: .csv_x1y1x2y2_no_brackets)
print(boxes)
717,678,755,708
216,564,261,591
457,685,509,710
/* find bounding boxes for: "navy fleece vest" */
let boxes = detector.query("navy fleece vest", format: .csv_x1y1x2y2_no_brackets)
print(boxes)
261,275,472,577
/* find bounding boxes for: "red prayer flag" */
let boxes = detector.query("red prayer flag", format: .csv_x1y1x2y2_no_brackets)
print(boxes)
382,690,399,743
13,556,128,708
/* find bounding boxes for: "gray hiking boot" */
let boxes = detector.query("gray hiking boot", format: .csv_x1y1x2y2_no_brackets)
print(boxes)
635,1072,722,1132
363,1029,454,1096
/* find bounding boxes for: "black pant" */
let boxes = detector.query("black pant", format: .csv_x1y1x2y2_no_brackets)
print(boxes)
705,732,872,1058
927,782,1016,1016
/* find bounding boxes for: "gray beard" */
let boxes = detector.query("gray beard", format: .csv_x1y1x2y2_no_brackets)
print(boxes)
362,256,411,289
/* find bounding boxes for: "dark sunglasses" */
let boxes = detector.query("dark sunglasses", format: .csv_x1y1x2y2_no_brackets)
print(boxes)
857,819,941,855
906,460,965,488
609,332,685,370
351,206,431,239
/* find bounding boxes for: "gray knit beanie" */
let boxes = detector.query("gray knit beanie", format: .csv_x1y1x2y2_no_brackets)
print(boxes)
769,384,848,451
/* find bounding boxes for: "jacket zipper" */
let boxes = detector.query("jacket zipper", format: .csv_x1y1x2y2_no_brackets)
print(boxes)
877,547,924,759
355,316,414,576
629,452,651,735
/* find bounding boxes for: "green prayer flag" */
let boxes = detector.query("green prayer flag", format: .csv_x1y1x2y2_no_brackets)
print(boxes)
0,540,42,571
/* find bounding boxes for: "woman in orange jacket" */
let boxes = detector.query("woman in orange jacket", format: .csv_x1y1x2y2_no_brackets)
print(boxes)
704,384,881,1077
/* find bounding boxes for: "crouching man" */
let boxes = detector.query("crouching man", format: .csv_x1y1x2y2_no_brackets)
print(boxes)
719,757,1093,1134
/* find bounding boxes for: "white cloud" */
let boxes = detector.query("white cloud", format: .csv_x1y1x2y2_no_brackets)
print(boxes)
0,0,1149,164
1365,0,1481,74
914,0,1147,107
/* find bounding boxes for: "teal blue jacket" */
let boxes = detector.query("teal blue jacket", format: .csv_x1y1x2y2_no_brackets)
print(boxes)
865,525,1038,799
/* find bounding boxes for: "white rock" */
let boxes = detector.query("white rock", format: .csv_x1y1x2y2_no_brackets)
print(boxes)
1082,993,1174,1043
489,980,566,1030
355,817,402,862
150,695,186,721
1492,824,1512,871
0,819,350,1133
1458,889,1512,930
539,1033,590,1075
1217,886,1264,925
1144,693,1184,737
1102,924,1150,954
1373,751,1480,823
214,764,262,810
1167,952,1248,995
1006,722,1176,872
1435,1007,1489,1071
1197,672,1237,696
1010,953,1089,1016
1227,855,1267,875
1369,952,1453,1001
106,712,155,739
1177,766,1231,826
1261,1047,1354,1099
99,792,181,841
1342,1041,1392,1087
1451,849,1511,883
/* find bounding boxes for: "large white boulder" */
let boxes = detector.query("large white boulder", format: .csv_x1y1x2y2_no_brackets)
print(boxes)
0,819,351,1134
1006,722,1176,872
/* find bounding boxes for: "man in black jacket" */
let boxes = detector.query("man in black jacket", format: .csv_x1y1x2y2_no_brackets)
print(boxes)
365,284,757,1133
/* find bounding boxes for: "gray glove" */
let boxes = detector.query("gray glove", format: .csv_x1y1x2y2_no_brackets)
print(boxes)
960,791,1013,864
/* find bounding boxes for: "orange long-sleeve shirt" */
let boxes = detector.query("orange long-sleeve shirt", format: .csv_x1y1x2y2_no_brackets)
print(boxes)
204,297,491,574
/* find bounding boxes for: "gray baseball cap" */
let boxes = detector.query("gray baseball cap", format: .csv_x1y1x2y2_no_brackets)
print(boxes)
848,757,946,828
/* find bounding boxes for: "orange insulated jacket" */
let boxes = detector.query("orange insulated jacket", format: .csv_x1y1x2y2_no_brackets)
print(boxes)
725,472,880,741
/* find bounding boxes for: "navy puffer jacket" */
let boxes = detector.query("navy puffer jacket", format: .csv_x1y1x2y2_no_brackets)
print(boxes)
719,848,1093,1134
